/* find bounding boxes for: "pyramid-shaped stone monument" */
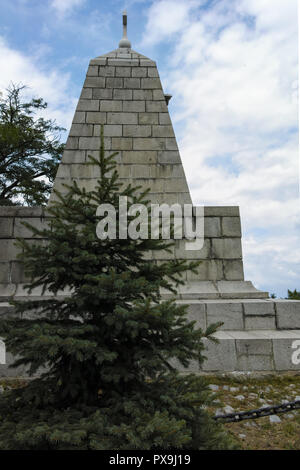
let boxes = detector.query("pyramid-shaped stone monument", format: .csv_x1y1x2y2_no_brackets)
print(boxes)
0,12,299,375
50,34,191,205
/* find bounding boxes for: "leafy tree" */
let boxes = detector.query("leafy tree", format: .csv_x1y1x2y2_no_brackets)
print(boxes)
0,128,235,450
287,289,300,300
0,84,65,206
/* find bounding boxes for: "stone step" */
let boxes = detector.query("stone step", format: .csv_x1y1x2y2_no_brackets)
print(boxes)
1,298,300,330
162,281,269,300
0,281,269,301
1,297,300,375
197,330,300,372
180,298,300,331
2,329,300,376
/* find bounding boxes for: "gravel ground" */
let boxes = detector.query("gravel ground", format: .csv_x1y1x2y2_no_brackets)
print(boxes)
205,372,300,450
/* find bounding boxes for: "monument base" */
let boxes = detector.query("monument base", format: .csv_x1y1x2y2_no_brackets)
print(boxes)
1,288,300,375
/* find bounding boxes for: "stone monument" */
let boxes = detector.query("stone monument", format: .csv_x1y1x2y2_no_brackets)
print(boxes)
0,12,299,375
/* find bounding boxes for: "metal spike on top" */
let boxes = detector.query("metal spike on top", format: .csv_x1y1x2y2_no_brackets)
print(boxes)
119,10,131,49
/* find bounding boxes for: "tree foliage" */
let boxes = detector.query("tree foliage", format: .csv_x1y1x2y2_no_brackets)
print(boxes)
0,128,235,450
0,84,64,206
287,289,300,300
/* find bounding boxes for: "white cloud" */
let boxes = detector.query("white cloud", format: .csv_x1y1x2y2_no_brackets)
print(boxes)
143,0,299,296
50,0,86,17
0,35,76,132
141,0,204,46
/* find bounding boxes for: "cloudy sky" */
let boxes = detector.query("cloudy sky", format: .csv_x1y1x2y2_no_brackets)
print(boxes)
0,0,298,297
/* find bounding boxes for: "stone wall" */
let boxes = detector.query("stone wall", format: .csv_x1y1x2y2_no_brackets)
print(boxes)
0,205,244,288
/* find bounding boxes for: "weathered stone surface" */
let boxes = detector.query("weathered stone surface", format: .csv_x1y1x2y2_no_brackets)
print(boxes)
56,164,71,178
10,261,29,283
179,301,206,331
76,99,99,111
132,67,147,77
222,217,242,237
0,207,43,217
14,217,47,238
204,217,221,237
212,239,242,260
123,100,145,112
100,100,122,112
65,137,79,150
115,66,131,77
164,178,191,193
0,240,21,261
86,112,106,124
201,333,237,371
186,260,223,281
101,125,122,137
62,150,86,164
159,113,171,125
236,338,272,356
111,137,133,150
245,316,276,330
0,219,13,238
107,112,138,125
138,113,158,124
216,281,269,299
141,78,161,89
93,88,113,99
206,302,244,330
79,137,100,150
123,124,151,137
174,239,210,260
203,207,240,217
106,77,123,88
148,68,159,78
86,65,98,76
122,151,157,164
166,139,179,150
152,125,174,137
223,260,244,281
70,164,100,179
146,101,167,112
0,263,9,283
69,124,93,137
124,78,141,89
157,151,181,164
243,301,275,316
83,77,105,88
80,88,92,99
99,66,115,77
276,301,300,329
153,90,165,100
89,58,107,66
133,138,165,151
73,111,86,123
133,90,152,100
237,355,273,371
140,59,156,67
